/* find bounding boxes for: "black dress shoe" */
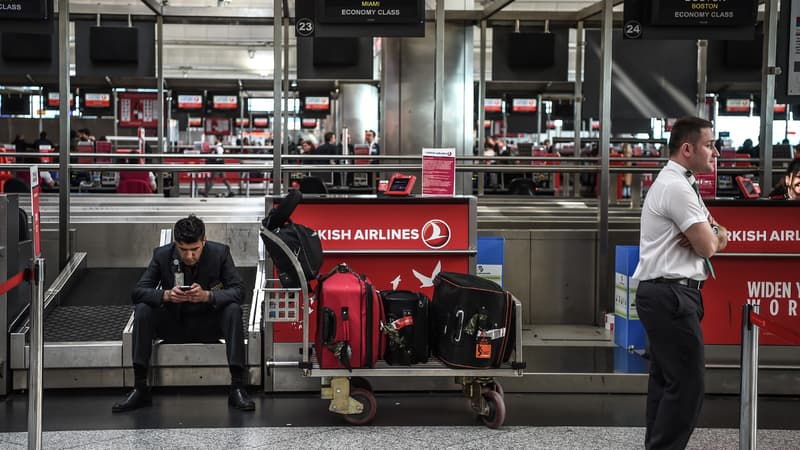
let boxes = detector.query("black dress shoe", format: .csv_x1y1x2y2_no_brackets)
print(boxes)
112,387,152,413
228,386,255,411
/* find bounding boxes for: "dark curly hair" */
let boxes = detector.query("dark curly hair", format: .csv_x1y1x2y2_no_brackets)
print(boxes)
173,214,205,244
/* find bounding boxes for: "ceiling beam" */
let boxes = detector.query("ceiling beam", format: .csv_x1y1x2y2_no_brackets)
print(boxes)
139,0,162,16
481,0,515,20
574,0,624,22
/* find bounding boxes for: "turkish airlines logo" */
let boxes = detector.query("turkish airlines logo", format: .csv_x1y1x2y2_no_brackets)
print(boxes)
421,219,451,249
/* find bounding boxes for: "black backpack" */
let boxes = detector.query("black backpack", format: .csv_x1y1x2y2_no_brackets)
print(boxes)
261,190,323,288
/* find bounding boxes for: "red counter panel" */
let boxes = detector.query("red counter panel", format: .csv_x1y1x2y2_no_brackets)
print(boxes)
703,204,800,345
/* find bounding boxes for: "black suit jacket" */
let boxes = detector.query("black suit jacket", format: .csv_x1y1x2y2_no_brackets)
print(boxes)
132,241,243,315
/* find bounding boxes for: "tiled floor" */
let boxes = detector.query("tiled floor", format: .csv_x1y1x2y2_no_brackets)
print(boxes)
1,426,800,449
1,389,799,449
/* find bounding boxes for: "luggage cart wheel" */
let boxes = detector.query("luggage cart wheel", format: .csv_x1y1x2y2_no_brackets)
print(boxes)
482,381,504,398
480,390,506,429
343,388,377,426
349,376,373,392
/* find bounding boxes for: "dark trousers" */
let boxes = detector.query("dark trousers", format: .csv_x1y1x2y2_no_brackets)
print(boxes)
636,281,705,450
131,302,245,385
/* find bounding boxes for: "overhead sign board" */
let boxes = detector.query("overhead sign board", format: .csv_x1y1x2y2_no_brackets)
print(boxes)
0,0,48,20
649,0,758,27
623,0,757,40
316,0,424,24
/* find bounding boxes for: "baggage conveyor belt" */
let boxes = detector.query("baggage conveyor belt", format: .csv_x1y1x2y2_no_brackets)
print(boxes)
10,252,260,390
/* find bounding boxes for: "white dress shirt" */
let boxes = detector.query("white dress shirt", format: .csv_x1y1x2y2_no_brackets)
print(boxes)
632,160,709,281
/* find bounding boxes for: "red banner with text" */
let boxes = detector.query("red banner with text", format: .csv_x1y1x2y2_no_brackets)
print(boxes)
703,205,800,345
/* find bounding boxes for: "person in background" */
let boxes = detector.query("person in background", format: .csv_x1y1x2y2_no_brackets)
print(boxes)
118,157,157,193
32,131,54,149
633,116,728,450
768,158,800,200
364,129,380,159
113,215,254,412
315,132,338,165
12,134,29,154
203,137,233,197
621,143,633,199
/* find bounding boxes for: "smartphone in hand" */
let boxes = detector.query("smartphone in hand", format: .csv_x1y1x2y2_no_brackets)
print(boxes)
179,285,193,291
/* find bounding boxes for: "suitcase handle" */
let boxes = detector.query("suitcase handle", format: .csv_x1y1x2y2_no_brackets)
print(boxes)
321,307,337,344
454,310,465,343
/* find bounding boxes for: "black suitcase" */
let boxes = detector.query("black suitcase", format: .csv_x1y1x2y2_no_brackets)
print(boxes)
379,290,430,365
431,272,515,369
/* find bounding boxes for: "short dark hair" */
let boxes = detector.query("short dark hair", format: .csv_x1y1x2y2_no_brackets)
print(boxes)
324,131,335,143
173,214,205,244
668,116,714,156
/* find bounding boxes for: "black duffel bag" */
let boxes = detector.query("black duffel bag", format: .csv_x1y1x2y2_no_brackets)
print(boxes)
379,290,430,365
431,272,515,369
261,190,323,288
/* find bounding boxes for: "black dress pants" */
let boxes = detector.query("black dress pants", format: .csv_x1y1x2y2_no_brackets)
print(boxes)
636,281,705,450
131,302,245,383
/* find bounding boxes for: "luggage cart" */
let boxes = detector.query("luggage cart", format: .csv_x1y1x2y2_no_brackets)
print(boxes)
261,229,526,428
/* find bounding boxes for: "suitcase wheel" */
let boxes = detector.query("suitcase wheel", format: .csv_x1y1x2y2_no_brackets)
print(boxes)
343,388,377,426
480,390,506,429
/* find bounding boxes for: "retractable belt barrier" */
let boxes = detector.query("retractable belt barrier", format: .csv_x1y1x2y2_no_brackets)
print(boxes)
738,304,800,450
747,310,800,345
0,269,32,297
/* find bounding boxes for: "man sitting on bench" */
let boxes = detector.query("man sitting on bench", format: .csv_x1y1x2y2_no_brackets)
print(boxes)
113,214,255,412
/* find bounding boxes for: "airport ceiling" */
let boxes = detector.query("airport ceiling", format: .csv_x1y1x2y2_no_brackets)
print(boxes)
40,0,612,85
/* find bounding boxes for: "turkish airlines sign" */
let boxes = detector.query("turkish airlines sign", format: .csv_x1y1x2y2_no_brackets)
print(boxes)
708,205,800,253
284,201,468,251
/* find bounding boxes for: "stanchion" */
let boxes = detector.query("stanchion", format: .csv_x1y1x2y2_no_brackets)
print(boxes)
27,257,45,450
739,303,800,450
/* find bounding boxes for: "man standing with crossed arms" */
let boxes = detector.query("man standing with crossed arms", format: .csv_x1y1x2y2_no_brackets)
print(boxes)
633,116,729,449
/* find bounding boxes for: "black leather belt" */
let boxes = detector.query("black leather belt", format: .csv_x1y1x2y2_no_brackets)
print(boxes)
648,277,704,290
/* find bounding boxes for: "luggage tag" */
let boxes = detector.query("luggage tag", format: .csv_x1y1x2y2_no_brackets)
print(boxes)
475,337,492,359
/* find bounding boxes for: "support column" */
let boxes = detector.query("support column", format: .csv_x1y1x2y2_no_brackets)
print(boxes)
272,1,283,195
759,0,779,196
573,21,584,198
597,0,613,320
57,0,71,270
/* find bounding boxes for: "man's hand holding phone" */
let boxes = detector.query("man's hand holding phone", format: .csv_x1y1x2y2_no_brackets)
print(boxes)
165,283,209,303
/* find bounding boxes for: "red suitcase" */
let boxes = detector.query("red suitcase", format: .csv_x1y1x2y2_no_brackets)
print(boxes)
316,264,384,370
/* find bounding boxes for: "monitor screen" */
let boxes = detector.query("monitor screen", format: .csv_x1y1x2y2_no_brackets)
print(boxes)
90,27,139,63
177,94,204,110
723,34,762,70
304,96,330,112
484,98,503,113
389,177,410,192
253,117,269,128
507,32,555,69
1,32,51,62
45,92,74,109
212,95,238,110
511,98,537,113
1,94,30,115
313,37,359,66
83,93,111,108
248,98,273,112
301,118,317,129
